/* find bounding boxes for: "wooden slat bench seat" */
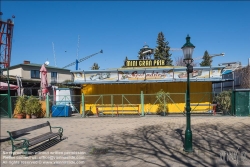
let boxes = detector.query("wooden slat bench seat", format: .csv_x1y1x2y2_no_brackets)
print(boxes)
190,104,217,107
96,104,140,116
189,103,217,115
7,121,63,156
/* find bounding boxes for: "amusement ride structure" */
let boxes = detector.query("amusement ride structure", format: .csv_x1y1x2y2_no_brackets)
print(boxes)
0,13,15,70
62,50,103,70
138,43,182,60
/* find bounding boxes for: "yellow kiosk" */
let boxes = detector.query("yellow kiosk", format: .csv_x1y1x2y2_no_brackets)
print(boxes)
71,64,225,115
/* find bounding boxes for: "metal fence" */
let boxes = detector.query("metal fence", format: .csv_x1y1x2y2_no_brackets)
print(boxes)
144,93,185,115
1,92,222,118
0,94,9,118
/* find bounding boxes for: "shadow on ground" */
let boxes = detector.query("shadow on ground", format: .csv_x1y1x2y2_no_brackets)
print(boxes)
28,137,67,155
1,137,66,157
0,133,31,143
87,122,250,167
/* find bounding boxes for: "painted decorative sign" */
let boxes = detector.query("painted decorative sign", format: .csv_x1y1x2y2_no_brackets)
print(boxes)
118,69,173,81
72,67,224,83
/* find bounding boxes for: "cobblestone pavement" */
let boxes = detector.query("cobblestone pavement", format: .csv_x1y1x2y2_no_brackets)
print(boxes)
1,116,250,167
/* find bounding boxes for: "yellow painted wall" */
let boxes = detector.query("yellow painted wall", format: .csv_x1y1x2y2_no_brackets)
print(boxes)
82,82,212,94
80,82,213,114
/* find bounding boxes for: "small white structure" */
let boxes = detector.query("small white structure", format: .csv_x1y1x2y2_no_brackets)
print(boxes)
55,88,75,111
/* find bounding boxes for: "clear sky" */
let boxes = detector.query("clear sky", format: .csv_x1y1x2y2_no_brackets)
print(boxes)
1,1,250,71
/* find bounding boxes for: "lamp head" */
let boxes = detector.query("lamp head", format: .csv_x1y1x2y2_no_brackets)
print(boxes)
181,35,195,64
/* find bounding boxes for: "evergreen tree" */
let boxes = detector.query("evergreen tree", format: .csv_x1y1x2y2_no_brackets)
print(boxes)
91,63,100,70
200,50,212,66
154,32,173,65
122,56,128,67
124,56,128,61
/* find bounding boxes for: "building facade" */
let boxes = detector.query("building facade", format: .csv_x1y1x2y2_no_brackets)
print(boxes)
212,61,250,93
1,61,72,96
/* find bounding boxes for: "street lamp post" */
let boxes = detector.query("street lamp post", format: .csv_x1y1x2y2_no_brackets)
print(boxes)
181,35,195,152
7,68,12,118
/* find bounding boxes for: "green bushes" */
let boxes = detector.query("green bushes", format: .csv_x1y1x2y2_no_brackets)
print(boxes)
15,96,27,115
214,90,232,115
15,95,42,118
25,96,42,117
156,89,170,115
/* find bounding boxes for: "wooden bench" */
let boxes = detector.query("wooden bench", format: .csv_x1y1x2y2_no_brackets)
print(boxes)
189,103,217,115
96,104,140,117
7,121,63,156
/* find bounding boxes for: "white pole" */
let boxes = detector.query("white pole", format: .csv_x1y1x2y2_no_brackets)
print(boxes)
76,35,80,60
52,42,57,67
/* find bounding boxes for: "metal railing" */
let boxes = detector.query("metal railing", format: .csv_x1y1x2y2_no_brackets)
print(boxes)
1,92,221,118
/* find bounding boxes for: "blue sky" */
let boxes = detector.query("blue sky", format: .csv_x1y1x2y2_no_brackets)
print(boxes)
1,1,250,71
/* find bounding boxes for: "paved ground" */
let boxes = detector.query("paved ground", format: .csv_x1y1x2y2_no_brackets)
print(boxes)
1,116,250,167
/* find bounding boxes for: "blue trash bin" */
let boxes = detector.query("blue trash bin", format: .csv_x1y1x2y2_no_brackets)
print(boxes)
52,105,72,117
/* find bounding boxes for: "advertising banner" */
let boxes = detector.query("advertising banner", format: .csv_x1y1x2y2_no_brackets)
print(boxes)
73,72,85,82
118,69,175,81
85,72,118,82
71,67,224,83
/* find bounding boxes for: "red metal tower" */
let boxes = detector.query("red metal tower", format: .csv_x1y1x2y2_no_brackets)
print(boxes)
0,13,14,69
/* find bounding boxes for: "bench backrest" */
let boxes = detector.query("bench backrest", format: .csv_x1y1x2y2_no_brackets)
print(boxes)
8,121,51,137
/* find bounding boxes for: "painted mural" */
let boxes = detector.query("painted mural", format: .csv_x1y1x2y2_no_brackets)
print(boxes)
72,67,224,83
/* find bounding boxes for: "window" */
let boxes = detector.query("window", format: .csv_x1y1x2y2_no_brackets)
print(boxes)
31,70,40,78
51,72,57,78
51,72,57,83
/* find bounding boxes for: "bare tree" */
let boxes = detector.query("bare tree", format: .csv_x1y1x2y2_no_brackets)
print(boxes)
175,56,197,67
234,65,250,88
